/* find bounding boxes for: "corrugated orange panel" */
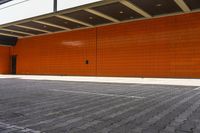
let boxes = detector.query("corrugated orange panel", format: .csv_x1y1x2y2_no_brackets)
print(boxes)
0,46,10,74
97,12,200,78
13,28,97,76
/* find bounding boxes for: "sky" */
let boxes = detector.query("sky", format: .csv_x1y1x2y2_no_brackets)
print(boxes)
0,0,101,25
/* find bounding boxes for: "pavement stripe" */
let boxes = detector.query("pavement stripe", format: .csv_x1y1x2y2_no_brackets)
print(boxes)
0,121,41,133
49,89,145,99
194,87,200,90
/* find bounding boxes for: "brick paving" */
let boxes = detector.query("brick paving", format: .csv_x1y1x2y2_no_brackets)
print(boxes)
0,78,200,133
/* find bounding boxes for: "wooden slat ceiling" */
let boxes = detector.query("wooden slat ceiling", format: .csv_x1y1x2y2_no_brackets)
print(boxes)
0,0,199,39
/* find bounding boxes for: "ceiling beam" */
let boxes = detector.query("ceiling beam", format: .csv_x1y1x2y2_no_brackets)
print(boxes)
120,0,152,18
55,15,93,27
174,0,191,12
33,20,71,31
15,25,51,33
1,28,34,36
84,9,120,23
0,32,21,38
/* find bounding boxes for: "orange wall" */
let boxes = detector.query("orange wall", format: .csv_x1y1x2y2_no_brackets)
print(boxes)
13,12,200,78
0,46,10,74
13,29,97,76
97,13,200,78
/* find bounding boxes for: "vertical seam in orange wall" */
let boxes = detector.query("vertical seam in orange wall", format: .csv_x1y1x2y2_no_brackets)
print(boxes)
95,28,98,76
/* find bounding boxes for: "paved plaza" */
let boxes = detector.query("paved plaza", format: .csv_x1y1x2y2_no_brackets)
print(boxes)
0,77,200,133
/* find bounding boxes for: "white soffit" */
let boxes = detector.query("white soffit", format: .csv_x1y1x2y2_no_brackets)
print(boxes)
0,0,54,25
57,0,102,11
0,0,102,25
